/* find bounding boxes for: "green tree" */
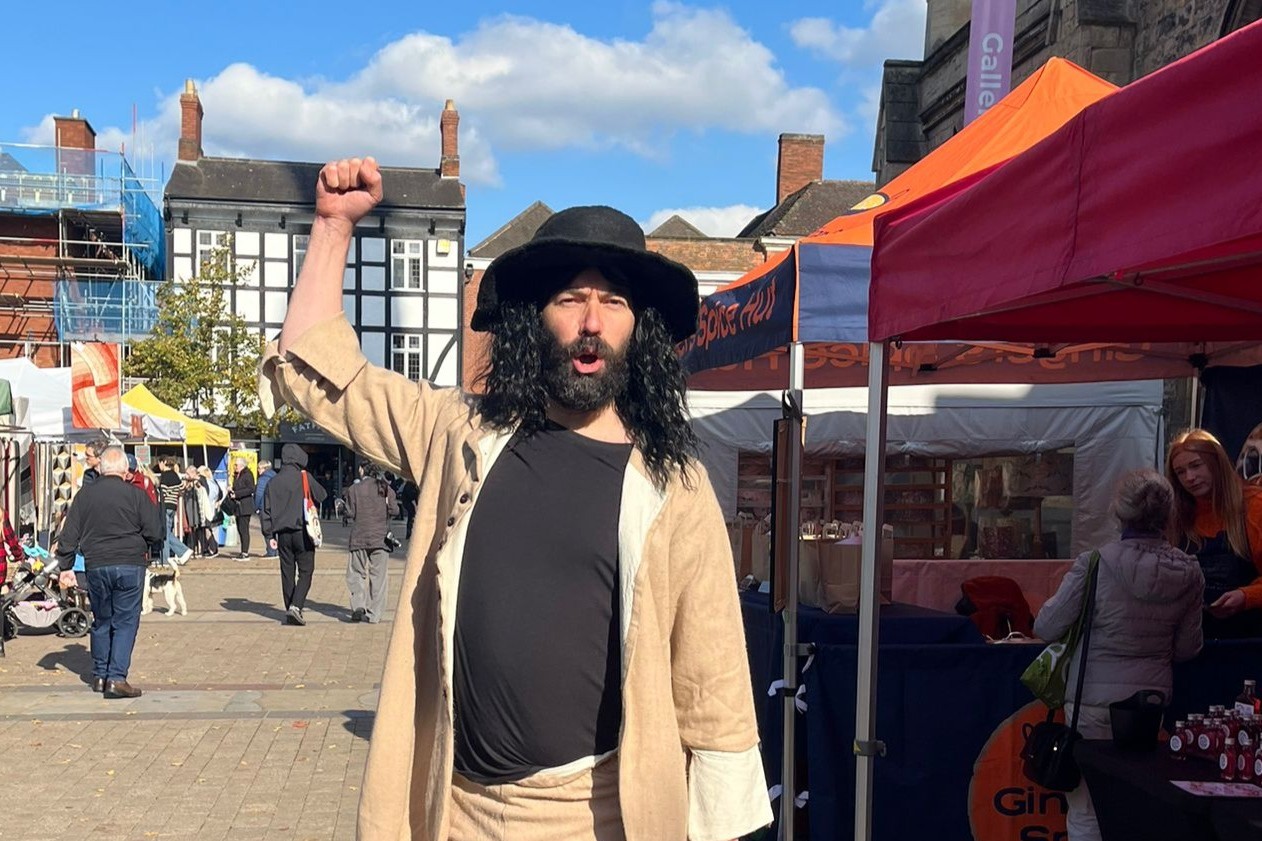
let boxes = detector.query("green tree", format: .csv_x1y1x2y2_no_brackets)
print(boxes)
125,241,292,437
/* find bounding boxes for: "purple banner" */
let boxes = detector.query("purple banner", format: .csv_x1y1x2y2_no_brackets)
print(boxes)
964,0,1017,124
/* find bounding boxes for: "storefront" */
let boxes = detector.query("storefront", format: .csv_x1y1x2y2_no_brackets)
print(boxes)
273,419,359,513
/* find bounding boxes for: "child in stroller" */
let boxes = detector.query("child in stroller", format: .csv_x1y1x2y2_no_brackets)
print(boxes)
1,539,91,649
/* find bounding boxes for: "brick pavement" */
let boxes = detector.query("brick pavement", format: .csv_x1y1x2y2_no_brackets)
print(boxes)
0,519,411,841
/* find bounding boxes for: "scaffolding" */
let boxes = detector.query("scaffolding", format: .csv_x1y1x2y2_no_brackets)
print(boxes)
0,141,164,350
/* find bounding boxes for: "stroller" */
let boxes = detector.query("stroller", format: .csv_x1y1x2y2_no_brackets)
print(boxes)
1,541,91,654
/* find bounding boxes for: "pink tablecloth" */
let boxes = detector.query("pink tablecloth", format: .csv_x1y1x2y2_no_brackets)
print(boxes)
892,559,1074,615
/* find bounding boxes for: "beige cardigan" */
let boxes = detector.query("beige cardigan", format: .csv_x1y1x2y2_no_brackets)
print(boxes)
260,315,771,841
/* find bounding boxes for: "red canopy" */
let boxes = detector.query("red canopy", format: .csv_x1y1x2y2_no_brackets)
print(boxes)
869,19,1262,351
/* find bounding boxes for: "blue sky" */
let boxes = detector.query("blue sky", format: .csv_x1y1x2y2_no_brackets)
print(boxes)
3,0,925,247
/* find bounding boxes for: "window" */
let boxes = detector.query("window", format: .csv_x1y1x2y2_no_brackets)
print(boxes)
391,240,424,289
391,333,423,381
293,235,310,284
196,230,229,276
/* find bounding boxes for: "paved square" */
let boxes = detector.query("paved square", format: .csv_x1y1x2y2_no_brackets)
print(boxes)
0,521,406,841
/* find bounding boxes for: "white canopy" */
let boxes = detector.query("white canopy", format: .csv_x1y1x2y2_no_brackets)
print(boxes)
687,379,1164,556
0,358,184,441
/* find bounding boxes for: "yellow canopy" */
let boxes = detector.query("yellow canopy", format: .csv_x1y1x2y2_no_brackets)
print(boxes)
121,385,231,447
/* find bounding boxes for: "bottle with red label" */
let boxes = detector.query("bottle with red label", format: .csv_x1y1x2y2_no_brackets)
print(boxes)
1201,717,1227,760
1254,741,1262,787
1169,720,1188,759
1188,714,1207,759
1239,712,1260,781
1237,711,1257,763
1237,679,1261,716
1221,737,1239,781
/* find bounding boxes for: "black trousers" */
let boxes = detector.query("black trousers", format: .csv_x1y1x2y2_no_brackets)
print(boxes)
277,529,316,610
235,514,252,555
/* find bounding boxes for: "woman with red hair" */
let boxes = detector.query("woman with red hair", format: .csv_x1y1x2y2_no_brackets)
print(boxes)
1167,428,1262,637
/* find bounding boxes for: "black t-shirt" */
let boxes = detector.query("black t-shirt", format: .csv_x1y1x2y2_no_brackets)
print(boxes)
453,423,632,784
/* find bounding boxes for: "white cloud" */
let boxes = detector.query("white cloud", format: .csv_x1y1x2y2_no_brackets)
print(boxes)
789,0,926,69
645,204,764,237
23,4,847,188
352,4,845,151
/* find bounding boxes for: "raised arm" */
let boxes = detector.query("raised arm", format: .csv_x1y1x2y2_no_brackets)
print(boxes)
279,157,383,355
262,158,465,480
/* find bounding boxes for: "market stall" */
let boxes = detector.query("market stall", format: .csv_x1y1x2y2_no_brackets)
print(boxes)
855,18,1262,841
121,384,231,466
689,380,1162,560
0,359,185,538
679,57,1160,840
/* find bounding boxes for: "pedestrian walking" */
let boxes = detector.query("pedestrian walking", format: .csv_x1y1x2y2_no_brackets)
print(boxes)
260,444,326,626
343,464,398,623
254,460,278,557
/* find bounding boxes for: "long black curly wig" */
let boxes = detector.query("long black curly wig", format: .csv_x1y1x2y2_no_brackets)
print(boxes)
476,297,699,490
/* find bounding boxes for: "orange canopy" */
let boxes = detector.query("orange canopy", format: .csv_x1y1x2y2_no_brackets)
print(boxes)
810,57,1118,248
683,58,1121,389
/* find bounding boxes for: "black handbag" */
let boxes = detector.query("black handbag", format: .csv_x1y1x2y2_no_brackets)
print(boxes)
1019,556,1100,792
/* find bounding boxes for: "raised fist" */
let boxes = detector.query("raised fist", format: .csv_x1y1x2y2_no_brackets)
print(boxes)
316,157,383,228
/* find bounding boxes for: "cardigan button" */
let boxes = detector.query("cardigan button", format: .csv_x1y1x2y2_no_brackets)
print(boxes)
459,493,469,504
447,517,455,527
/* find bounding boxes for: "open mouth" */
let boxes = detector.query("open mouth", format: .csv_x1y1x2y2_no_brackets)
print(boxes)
572,352,604,375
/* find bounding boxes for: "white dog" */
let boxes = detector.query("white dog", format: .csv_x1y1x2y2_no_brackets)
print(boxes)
142,556,188,616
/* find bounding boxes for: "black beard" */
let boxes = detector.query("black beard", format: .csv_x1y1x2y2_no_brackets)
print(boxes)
540,332,630,413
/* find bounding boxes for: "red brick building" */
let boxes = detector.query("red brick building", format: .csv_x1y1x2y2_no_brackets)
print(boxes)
0,111,163,368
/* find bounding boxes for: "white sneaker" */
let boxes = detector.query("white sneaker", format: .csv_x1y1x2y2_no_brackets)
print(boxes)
177,548,193,565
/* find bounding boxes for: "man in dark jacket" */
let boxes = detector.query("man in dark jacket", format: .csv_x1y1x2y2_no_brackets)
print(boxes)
230,458,257,561
56,446,163,698
261,444,326,625
254,461,278,557
80,438,107,487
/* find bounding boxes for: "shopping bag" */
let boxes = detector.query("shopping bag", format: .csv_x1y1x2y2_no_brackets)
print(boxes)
1019,550,1100,708
1020,641,1074,709
301,470,323,548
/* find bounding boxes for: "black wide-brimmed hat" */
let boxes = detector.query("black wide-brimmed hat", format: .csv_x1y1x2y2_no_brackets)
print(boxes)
470,205,699,342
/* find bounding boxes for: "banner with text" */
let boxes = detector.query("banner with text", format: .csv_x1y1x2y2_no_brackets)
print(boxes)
678,255,797,376
964,0,1018,124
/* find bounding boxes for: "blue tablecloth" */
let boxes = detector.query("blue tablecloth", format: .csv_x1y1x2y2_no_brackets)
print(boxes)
740,591,1262,841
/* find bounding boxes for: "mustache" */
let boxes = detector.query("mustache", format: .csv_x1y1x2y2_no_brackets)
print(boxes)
564,336,614,358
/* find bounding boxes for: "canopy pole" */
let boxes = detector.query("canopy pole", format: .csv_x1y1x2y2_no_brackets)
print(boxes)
181,442,188,468
855,340,890,841
779,342,805,840
202,444,208,468
1188,375,1200,428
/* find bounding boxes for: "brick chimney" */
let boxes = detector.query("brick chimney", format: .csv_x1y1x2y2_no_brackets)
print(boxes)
440,99,460,179
179,79,204,162
776,133,824,205
54,109,97,176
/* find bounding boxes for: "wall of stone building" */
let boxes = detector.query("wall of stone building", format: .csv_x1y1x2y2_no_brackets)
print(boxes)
1132,0,1232,77
915,0,1056,157
880,0,1256,184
